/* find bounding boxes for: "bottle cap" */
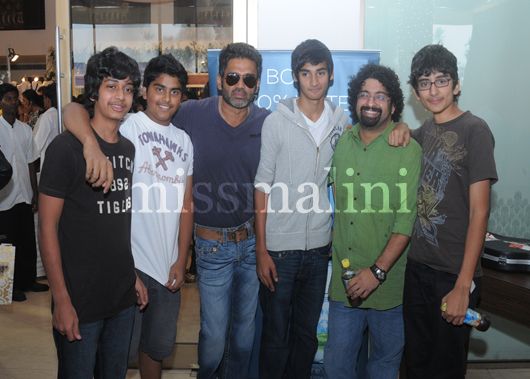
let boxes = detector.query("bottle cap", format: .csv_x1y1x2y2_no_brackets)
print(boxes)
476,315,491,332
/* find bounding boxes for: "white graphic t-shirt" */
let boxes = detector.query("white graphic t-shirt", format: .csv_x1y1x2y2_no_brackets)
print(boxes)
121,112,193,285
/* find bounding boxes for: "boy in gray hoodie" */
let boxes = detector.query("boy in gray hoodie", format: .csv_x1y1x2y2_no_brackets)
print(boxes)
254,39,348,378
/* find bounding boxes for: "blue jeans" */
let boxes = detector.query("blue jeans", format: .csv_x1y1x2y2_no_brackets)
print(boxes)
247,301,262,379
53,305,135,379
259,245,330,379
323,301,404,379
195,223,259,379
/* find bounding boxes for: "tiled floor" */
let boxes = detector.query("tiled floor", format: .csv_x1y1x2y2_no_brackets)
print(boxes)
0,282,199,379
0,281,528,379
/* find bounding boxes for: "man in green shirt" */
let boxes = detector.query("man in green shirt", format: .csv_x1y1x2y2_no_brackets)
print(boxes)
323,64,421,379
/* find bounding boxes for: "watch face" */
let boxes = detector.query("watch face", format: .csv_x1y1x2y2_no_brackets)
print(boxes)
371,265,386,282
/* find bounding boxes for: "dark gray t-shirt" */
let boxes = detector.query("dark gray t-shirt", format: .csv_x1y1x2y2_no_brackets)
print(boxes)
172,96,270,228
408,111,498,276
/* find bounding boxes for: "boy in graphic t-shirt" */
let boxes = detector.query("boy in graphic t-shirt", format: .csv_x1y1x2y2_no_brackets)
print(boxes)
62,54,194,379
400,44,498,379
38,47,147,379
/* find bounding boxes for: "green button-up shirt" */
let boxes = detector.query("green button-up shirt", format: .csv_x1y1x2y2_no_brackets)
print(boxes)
330,122,422,310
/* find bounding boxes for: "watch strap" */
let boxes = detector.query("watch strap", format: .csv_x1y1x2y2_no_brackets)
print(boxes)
370,264,387,283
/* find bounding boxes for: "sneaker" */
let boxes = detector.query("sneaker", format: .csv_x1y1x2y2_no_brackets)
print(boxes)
185,272,196,283
12,289,27,302
28,282,49,292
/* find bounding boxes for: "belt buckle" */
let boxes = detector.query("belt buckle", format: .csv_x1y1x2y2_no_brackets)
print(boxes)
227,231,237,242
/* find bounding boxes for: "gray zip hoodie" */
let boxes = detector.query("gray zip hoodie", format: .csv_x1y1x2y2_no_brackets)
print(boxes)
255,98,349,251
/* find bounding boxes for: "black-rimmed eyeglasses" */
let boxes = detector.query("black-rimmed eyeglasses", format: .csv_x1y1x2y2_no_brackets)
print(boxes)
417,77,452,91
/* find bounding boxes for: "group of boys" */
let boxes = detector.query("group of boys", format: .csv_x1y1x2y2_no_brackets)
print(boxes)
20,37,496,379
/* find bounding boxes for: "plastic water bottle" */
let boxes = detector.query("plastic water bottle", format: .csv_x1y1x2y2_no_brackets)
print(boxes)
341,258,356,289
441,303,491,332
341,258,361,307
463,308,491,331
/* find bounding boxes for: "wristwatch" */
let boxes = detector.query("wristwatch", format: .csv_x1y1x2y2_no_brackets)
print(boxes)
370,264,387,284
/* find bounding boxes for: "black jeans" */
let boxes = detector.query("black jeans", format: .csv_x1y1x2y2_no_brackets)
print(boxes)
259,244,330,379
403,259,481,379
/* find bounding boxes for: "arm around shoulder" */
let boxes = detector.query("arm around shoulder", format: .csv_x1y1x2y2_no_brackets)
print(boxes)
63,102,114,192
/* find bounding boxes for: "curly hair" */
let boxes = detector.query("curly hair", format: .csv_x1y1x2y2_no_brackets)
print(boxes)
143,54,188,90
409,44,460,101
291,39,334,92
348,63,404,123
218,42,262,79
83,46,141,117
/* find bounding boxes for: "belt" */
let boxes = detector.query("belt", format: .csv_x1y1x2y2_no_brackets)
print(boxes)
195,223,253,243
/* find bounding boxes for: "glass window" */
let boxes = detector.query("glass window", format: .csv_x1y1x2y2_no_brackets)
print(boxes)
364,0,530,362
70,0,232,96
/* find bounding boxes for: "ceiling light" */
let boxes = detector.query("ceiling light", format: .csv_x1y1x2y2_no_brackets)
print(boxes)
8,48,19,62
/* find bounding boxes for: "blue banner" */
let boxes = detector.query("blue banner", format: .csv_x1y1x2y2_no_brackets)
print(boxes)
207,49,380,120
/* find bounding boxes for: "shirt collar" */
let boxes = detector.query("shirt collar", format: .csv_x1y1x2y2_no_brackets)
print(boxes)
350,121,396,144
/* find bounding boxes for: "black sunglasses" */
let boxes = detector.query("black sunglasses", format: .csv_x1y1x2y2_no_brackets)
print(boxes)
224,72,258,88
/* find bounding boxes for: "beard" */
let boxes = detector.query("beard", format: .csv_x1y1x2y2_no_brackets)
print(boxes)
359,106,383,128
221,86,256,109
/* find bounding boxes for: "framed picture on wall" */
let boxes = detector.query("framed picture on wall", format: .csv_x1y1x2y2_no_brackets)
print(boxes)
0,0,45,31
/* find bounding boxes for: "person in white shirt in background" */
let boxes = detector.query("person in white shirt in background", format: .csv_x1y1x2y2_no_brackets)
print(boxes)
0,83,47,302
33,83,59,174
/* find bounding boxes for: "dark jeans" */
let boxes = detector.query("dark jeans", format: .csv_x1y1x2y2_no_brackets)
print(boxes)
403,259,481,379
53,305,135,379
0,202,37,290
259,244,330,379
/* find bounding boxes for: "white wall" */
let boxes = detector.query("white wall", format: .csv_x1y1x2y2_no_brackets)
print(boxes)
234,0,364,50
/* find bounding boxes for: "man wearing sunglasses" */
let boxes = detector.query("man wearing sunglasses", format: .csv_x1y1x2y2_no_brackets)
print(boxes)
254,39,349,378
171,42,270,379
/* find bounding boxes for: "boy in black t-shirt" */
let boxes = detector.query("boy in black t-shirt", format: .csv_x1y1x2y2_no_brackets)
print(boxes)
402,45,498,379
38,47,147,379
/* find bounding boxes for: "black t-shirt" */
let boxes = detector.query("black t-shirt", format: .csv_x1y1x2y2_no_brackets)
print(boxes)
172,96,270,227
39,131,136,323
408,111,498,276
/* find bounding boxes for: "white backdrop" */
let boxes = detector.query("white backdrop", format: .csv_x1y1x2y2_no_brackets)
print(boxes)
234,0,364,50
